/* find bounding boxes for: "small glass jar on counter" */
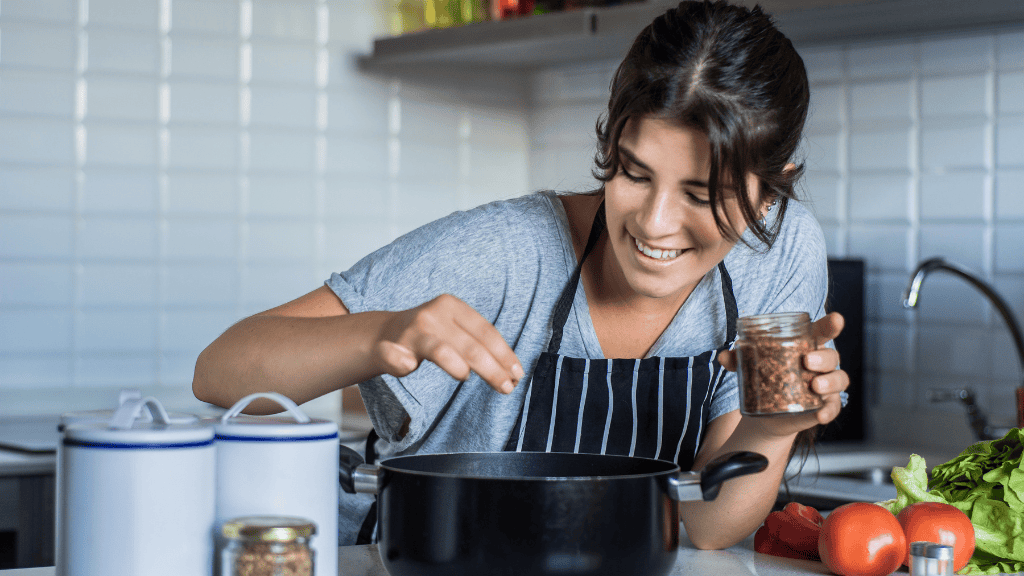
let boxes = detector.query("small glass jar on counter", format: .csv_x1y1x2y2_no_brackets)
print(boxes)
221,516,317,576
909,541,954,576
736,312,823,416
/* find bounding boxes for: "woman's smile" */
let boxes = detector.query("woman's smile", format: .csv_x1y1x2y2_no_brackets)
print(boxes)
633,236,684,261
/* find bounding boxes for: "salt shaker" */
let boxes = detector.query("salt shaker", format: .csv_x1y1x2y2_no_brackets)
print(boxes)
221,516,317,576
736,312,823,416
909,541,954,576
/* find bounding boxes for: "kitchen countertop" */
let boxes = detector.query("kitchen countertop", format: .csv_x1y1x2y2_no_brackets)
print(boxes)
3,537,1019,575
0,537,831,576
5,528,1023,575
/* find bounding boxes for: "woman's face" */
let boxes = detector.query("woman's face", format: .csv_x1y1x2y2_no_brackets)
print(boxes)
601,116,762,305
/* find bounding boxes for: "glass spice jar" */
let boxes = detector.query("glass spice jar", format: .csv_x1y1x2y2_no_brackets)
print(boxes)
736,312,824,416
221,516,317,576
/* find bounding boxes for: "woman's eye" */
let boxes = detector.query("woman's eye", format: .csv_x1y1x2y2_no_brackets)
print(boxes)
686,192,711,206
621,167,647,184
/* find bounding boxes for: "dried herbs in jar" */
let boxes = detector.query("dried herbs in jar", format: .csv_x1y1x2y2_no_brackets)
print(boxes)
221,516,316,576
736,312,823,416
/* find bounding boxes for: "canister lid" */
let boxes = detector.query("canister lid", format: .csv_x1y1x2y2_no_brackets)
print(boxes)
60,408,197,427
214,392,338,441
59,389,197,430
222,516,317,542
62,397,212,448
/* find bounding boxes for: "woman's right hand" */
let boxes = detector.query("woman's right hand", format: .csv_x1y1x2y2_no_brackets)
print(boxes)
373,294,524,394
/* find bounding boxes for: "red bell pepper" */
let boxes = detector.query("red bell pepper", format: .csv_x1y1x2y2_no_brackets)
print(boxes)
754,502,823,561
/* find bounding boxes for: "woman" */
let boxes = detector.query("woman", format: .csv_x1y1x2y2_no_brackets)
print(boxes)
194,0,849,550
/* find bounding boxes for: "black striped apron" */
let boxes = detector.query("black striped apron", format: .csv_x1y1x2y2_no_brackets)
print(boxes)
504,205,738,471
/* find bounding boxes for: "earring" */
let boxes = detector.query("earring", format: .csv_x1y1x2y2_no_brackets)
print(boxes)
760,199,777,228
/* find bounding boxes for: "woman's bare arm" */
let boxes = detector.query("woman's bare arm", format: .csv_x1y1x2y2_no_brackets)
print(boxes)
193,286,384,413
192,286,523,414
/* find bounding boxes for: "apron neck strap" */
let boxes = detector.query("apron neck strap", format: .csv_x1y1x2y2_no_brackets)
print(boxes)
547,200,606,354
719,261,738,344
546,200,739,354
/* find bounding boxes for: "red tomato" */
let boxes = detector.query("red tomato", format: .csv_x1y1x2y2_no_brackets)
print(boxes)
896,502,976,572
818,502,907,576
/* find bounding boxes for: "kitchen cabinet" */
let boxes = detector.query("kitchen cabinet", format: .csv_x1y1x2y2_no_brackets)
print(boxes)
361,0,1024,70
0,451,55,569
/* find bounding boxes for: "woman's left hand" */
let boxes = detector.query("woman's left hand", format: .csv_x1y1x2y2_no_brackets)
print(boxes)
719,311,850,433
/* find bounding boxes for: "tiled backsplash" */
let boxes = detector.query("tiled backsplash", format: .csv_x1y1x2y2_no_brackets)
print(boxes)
0,0,529,417
1,0,1022,450
528,28,1024,449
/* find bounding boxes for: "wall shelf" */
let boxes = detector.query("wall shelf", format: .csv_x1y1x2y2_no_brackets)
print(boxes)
360,0,1024,71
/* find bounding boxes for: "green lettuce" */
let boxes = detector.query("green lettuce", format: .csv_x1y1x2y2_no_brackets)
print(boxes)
880,428,1024,575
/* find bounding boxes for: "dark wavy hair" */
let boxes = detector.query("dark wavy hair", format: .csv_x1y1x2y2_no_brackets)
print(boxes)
593,0,809,249
593,0,821,472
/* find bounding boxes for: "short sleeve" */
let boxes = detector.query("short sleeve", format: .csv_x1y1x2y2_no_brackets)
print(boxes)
325,205,518,450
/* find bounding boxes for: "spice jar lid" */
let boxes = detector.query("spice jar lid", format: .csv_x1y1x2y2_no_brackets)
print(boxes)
910,541,931,555
737,311,811,338
923,543,954,560
222,516,317,542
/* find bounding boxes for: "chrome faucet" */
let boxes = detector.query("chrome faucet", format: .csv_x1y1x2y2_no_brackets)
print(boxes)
903,257,1024,440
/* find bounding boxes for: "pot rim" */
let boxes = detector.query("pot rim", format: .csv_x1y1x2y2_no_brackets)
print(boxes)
377,451,683,482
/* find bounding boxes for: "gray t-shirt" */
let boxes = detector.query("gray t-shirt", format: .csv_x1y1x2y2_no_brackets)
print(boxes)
326,190,828,543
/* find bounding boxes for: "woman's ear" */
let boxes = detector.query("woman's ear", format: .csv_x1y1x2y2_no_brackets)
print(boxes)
783,162,797,173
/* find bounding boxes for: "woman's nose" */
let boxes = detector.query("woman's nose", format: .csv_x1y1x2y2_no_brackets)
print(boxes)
636,188,681,236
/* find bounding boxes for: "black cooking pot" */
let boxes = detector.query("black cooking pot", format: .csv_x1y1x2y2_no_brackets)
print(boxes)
339,447,767,576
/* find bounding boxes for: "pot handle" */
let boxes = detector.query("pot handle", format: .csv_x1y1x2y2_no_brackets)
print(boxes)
339,443,381,495
667,451,768,502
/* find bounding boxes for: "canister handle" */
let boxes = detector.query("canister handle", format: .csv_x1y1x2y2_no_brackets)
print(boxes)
222,392,311,424
109,396,172,429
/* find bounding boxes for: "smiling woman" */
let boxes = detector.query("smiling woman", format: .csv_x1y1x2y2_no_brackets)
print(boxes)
192,0,850,552
599,119,758,306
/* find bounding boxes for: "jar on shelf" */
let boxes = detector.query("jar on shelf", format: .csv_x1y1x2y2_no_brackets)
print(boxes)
221,516,317,576
490,0,535,19
381,0,427,35
425,0,464,28
736,312,823,416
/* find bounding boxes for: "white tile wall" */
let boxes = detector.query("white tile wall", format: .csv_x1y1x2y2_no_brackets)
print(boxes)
0,0,530,418
527,27,1024,451
2,0,1018,450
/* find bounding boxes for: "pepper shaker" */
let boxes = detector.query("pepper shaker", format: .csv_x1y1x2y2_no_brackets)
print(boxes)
909,541,954,576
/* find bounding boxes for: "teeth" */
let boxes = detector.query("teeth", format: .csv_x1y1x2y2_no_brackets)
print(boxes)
635,238,681,260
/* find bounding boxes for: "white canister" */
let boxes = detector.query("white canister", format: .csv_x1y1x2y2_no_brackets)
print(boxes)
214,393,339,576
55,389,200,576
59,397,216,576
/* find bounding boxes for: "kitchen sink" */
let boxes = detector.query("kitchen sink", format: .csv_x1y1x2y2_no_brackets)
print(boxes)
774,445,957,511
